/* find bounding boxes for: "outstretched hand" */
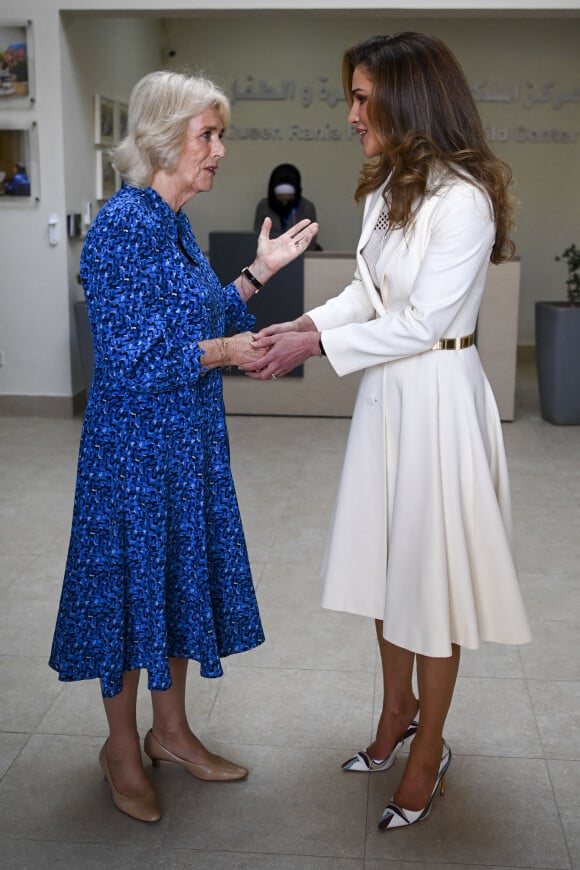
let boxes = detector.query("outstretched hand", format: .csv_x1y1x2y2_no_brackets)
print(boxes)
254,217,319,280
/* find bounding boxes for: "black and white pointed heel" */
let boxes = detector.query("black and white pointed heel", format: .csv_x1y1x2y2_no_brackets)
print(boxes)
378,739,451,830
341,709,420,773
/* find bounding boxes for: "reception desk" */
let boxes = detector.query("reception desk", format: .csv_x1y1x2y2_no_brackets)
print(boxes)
223,253,520,421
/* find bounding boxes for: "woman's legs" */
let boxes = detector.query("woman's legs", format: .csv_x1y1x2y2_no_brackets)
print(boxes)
367,621,419,760
393,643,460,810
102,668,150,795
148,657,247,781
150,657,213,763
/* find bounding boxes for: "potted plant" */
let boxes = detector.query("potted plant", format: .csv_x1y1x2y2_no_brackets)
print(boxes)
535,244,580,424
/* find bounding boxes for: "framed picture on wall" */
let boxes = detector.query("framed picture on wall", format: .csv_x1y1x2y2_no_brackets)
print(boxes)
95,147,118,201
94,94,115,146
0,20,34,107
117,102,128,142
0,121,39,203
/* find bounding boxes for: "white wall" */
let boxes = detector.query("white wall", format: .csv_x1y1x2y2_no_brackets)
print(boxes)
0,6,161,408
60,14,162,395
0,1,579,410
0,8,69,405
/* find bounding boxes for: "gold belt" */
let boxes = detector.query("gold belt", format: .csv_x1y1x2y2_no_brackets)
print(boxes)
432,333,475,350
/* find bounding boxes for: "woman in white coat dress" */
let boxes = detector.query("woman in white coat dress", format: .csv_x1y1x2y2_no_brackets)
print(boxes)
242,32,531,831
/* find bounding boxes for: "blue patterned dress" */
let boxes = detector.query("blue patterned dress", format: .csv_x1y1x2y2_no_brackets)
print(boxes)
49,185,265,698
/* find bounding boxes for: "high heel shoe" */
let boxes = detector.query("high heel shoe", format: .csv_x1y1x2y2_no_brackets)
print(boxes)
98,742,161,823
341,709,420,773
144,729,248,782
378,739,452,830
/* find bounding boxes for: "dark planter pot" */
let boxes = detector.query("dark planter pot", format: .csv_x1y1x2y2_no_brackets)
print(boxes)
535,301,580,425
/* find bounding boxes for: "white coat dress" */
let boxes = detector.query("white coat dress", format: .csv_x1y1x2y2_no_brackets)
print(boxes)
307,174,531,656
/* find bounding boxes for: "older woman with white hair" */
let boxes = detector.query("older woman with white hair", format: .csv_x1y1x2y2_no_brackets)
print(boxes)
49,70,317,823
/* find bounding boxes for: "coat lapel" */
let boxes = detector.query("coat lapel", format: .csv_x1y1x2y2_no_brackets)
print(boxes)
356,185,408,314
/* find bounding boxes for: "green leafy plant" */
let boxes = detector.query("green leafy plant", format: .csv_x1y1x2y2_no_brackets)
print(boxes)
555,244,580,306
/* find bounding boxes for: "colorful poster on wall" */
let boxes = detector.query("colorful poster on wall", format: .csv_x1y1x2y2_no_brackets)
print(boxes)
0,127,31,197
0,24,29,99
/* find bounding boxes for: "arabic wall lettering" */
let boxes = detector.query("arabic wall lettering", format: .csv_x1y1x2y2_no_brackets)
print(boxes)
474,80,580,110
227,122,578,145
230,75,580,111
230,75,345,108
228,75,579,145
485,124,578,143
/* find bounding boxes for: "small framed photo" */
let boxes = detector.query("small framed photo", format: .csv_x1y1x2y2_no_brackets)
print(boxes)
95,147,119,201
0,20,34,107
94,94,115,146
117,102,128,142
0,121,39,203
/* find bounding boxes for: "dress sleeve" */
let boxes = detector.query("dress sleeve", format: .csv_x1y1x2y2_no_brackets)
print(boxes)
319,183,495,377
308,265,376,330
81,205,208,394
223,281,256,335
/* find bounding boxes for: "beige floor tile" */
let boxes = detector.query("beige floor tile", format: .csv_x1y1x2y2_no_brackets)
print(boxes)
458,642,525,678
0,843,364,870
0,501,67,557
0,598,59,656
519,572,580,622
519,621,580,681
0,732,29,779
0,734,180,845
36,667,225,739
513,504,580,575
365,864,524,870
165,743,368,859
230,606,376,673
528,680,580,760
0,555,35,592
267,511,329,565
365,755,570,868
254,561,326,612
36,678,109,737
445,676,543,757
201,666,375,750
0,656,63,732
3,551,66,600
548,759,580,869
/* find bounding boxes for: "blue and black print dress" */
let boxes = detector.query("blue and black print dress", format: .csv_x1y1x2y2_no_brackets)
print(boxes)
49,185,265,697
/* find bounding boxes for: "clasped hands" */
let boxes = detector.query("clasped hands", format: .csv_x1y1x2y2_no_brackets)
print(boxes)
237,316,321,380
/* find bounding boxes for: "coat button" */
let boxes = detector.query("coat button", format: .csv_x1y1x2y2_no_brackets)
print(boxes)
367,394,378,406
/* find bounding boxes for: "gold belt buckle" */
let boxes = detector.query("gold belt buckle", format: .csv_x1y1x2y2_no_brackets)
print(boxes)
433,333,475,350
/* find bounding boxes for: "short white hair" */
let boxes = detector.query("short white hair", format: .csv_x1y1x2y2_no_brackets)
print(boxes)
113,70,230,188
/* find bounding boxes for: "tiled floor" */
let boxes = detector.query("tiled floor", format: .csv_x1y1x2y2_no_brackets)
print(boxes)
0,361,579,870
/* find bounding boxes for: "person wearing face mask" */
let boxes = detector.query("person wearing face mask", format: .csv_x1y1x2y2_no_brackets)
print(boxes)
242,33,531,831
254,163,320,250
48,70,318,824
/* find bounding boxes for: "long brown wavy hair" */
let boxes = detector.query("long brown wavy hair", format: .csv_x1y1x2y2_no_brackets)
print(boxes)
342,33,516,263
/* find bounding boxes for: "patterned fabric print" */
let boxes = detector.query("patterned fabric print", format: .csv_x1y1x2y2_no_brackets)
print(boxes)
361,207,390,290
49,186,265,697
